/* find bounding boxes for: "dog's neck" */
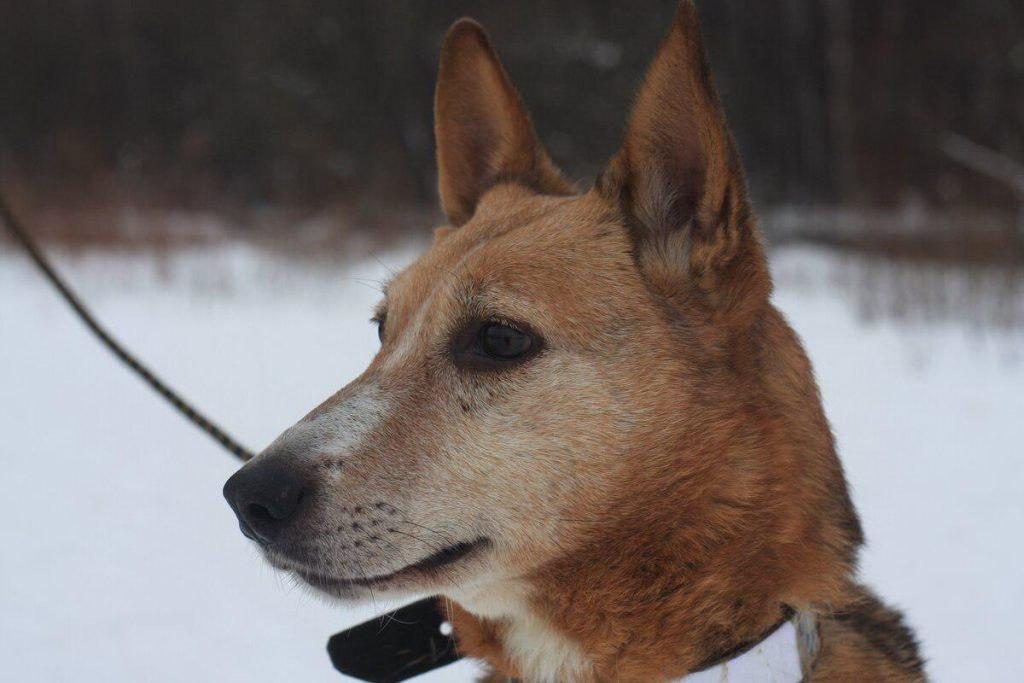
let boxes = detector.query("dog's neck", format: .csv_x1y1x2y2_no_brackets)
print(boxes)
448,548,809,682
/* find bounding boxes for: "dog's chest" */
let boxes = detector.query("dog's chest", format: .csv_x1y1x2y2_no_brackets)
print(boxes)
499,612,590,683
452,583,591,683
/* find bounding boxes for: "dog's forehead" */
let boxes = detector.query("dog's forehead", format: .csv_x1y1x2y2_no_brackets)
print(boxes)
387,186,627,315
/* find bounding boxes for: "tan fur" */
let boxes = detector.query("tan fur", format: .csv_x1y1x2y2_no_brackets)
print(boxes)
231,2,924,680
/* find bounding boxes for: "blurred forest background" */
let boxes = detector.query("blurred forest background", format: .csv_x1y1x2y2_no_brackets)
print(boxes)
1,0,1023,260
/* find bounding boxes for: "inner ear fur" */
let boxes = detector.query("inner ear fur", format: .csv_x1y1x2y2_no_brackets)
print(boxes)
598,1,770,327
434,19,573,226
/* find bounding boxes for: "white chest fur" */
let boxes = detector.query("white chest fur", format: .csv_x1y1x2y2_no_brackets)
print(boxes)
449,581,591,683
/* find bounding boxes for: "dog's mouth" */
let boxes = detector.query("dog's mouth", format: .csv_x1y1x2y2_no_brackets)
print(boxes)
290,537,491,592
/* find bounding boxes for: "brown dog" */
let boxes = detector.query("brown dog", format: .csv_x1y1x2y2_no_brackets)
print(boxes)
224,2,924,680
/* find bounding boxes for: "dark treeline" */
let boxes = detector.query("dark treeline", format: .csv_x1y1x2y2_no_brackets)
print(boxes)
1,1,1022,221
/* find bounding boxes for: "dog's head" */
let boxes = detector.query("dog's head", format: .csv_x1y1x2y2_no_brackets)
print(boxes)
224,1,860,613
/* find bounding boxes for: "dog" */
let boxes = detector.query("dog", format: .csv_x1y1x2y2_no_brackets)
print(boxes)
223,2,925,680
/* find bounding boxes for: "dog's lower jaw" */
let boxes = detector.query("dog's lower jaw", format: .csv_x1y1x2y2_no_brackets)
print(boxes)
262,537,494,603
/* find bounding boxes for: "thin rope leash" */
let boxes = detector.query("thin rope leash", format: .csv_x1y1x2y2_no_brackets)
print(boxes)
0,192,254,462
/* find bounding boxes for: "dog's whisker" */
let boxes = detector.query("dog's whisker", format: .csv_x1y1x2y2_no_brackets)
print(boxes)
346,277,388,294
369,253,399,280
388,528,448,555
395,518,459,546
379,502,462,544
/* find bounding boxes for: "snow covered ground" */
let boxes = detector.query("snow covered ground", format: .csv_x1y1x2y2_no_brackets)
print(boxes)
1,241,1020,682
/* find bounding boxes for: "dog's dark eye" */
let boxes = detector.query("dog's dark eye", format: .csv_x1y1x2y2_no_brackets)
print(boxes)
453,318,540,369
479,322,532,359
373,315,386,343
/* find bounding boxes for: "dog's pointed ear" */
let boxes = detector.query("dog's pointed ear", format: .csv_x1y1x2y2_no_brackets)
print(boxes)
435,19,572,226
598,1,769,326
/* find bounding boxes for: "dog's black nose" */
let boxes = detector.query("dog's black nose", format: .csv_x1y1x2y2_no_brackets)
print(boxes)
223,457,308,544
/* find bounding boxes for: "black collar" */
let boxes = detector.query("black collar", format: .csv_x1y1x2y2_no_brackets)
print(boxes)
327,598,458,683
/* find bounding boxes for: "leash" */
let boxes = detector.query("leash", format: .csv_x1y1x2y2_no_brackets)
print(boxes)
0,192,452,680
0,192,466,681
0,192,254,462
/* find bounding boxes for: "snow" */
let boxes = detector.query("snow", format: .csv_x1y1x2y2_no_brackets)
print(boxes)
0,241,1020,681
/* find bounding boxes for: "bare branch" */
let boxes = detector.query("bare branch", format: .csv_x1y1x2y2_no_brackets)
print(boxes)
942,133,1024,196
